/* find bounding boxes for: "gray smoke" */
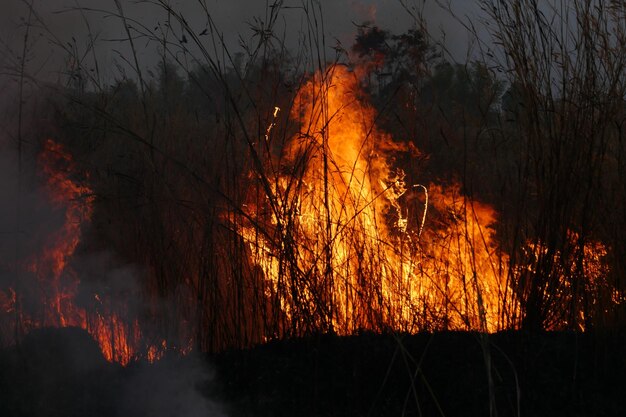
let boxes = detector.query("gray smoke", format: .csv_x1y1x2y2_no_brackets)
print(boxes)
0,326,227,417
0,134,65,308
118,353,226,417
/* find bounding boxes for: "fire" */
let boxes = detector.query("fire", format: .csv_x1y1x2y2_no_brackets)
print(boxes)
517,231,614,331
1,139,163,365
240,65,516,335
1,67,617,362
414,183,515,331
29,139,92,328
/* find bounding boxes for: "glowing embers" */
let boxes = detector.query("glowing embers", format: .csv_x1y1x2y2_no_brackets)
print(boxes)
516,231,615,331
240,65,515,335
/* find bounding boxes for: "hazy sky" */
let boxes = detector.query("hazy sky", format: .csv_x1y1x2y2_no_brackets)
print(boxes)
0,0,483,83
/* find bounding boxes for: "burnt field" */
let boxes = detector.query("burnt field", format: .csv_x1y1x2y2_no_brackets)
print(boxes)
1,327,625,417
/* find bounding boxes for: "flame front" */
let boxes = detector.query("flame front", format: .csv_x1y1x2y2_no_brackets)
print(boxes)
241,65,516,335
1,66,616,361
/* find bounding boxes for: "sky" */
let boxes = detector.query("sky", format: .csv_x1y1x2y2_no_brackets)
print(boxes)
0,0,485,85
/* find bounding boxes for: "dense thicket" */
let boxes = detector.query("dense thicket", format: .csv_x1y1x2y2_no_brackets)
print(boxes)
10,1,626,353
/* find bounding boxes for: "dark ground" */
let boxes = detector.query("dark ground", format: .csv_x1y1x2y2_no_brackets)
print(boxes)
1,327,625,416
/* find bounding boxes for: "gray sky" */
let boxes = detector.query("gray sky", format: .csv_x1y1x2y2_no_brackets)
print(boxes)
0,0,483,84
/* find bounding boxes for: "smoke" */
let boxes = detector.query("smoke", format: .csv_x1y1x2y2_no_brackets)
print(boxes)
350,1,377,23
118,353,226,417
0,327,227,417
0,143,63,296
71,251,141,305
0,136,223,415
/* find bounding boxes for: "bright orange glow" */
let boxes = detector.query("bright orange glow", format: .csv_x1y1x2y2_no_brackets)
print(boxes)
240,65,517,334
415,184,515,331
2,68,617,362
518,230,613,331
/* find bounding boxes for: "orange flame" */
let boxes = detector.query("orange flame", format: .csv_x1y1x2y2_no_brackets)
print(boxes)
241,65,517,334
517,230,614,331
29,139,92,328
3,139,166,365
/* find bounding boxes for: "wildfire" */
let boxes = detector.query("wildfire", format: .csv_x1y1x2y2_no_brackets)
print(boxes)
29,139,92,328
240,65,516,335
517,231,614,331
1,139,162,365
1,65,618,363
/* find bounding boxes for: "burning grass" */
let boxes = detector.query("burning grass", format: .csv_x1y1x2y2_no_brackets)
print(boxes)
2,139,165,364
0,0,624,373
239,64,516,335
